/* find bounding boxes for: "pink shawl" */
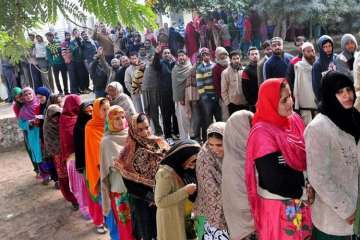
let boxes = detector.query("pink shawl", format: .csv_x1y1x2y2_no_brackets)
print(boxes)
245,113,306,229
19,87,40,120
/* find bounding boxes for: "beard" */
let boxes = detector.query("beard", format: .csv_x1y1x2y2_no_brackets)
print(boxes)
304,56,316,65
231,63,241,70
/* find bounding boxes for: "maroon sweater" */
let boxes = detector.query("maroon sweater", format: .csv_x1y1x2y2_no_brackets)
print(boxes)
212,63,227,98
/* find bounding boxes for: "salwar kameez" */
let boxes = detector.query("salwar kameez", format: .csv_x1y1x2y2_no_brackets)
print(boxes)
67,159,90,218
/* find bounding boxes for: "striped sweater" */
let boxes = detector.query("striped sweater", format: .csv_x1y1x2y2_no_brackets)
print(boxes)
196,61,216,98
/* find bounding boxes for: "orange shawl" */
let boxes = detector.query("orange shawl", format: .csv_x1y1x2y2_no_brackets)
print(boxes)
85,98,106,199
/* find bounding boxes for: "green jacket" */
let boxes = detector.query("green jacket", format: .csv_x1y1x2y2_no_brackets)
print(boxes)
69,38,84,62
46,41,64,66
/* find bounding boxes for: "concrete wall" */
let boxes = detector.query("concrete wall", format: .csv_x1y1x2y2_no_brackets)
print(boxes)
0,116,24,152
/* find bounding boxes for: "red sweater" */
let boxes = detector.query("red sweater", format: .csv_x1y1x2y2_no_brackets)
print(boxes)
212,63,227,98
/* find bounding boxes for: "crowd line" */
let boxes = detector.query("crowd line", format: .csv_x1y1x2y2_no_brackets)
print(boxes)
3,13,360,240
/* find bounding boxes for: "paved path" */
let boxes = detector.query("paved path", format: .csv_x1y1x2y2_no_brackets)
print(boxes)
0,149,107,240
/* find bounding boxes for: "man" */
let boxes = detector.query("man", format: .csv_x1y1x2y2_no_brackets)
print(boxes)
97,47,122,85
118,56,131,96
221,50,247,115
68,28,90,94
46,32,69,95
92,23,114,63
287,36,305,90
125,52,143,112
153,47,179,142
127,32,142,54
168,26,184,56
81,31,98,71
142,55,163,136
144,39,155,57
172,49,193,140
34,34,51,90
212,47,230,120
312,35,336,102
257,40,272,85
293,42,317,125
335,33,358,80
197,47,222,136
138,44,149,65
113,29,127,55
242,47,260,112
89,48,108,98
263,37,293,80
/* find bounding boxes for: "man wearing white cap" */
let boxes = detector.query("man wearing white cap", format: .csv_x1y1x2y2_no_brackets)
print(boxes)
293,42,317,125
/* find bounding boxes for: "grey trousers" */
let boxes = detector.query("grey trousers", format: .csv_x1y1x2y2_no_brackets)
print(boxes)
142,89,163,136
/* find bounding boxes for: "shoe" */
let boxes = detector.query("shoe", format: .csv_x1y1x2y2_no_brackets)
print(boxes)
71,203,79,211
96,225,107,234
171,133,180,140
166,138,175,146
54,181,60,189
64,91,70,95
42,176,50,185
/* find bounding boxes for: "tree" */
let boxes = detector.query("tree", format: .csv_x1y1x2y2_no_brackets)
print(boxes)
0,0,157,63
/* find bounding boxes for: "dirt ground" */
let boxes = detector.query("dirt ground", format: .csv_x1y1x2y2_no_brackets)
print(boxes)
0,149,108,240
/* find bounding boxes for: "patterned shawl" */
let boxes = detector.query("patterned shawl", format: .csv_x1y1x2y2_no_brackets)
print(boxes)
43,104,62,156
194,122,227,230
114,114,169,187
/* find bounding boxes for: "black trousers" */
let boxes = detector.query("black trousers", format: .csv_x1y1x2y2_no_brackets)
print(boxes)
67,61,89,93
228,103,248,116
159,92,179,138
52,64,69,93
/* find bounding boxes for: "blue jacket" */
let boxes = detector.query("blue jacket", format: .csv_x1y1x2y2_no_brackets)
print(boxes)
263,52,293,80
312,35,337,102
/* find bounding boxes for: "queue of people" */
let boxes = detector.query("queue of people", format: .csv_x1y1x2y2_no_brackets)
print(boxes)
4,12,360,240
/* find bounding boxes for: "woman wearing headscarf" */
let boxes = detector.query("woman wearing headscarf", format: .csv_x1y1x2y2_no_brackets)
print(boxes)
245,78,312,240
85,98,110,234
43,104,62,190
18,87,43,179
46,94,63,109
222,110,256,240
59,95,89,214
105,82,136,118
74,102,93,174
12,87,40,175
193,122,229,240
36,86,53,184
305,71,360,239
100,106,133,240
114,113,169,240
155,139,201,240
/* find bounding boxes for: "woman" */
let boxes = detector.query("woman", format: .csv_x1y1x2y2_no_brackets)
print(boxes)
105,82,136,118
43,104,62,189
114,113,169,240
194,122,229,240
18,87,43,179
36,86,53,184
100,106,133,240
74,102,93,174
85,98,110,234
305,71,360,239
155,139,201,240
46,94,63,109
60,95,91,217
222,110,256,240
12,87,23,118
245,78,312,240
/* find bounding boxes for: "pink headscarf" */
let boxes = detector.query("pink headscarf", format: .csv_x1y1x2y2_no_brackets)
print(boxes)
245,79,306,229
19,87,40,120
59,95,82,161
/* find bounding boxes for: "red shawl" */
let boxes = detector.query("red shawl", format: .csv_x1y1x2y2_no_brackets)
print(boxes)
185,21,198,58
59,95,82,161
